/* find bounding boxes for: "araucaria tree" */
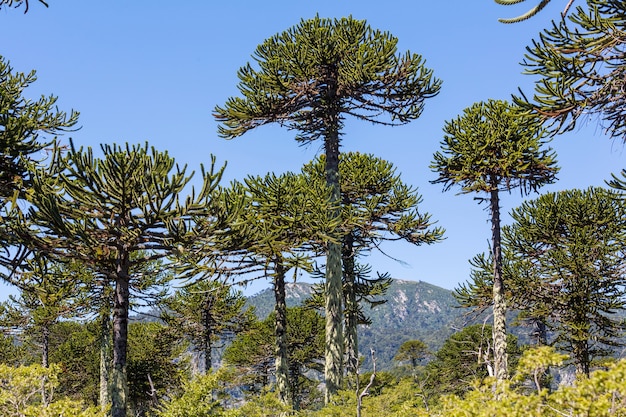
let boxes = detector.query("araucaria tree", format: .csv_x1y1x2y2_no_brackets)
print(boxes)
518,0,626,140
214,16,441,399
25,140,224,417
492,0,576,23
504,187,626,376
162,279,254,375
431,99,558,382
302,152,444,381
0,55,77,260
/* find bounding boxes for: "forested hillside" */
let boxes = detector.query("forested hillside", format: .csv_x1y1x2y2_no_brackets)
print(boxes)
247,279,466,370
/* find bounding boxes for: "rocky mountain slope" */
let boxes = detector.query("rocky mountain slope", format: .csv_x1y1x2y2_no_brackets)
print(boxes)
246,279,474,370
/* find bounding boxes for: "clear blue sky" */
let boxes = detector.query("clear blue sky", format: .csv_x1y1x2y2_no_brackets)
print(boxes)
1,0,622,297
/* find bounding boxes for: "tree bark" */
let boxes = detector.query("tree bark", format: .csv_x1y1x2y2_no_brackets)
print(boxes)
343,233,359,385
490,184,508,383
323,69,344,403
111,260,130,417
202,294,215,374
273,261,290,405
99,309,112,411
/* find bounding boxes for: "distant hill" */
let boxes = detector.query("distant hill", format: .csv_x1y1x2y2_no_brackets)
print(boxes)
246,279,474,370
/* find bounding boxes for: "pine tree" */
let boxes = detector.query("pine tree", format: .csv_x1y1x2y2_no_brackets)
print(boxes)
505,187,626,376
24,140,224,417
431,99,558,383
215,16,440,400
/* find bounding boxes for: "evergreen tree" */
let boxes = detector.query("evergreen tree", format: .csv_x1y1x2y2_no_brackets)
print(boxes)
162,279,255,374
424,324,521,398
224,307,325,410
431,99,558,383
505,187,626,376
24,140,224,417
303,152,443,381
216,172,335,404
517,0,626,140
0,56,77,266
215,16,441,400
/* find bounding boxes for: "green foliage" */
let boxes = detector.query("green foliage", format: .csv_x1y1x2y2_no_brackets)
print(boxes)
127,321,189,416
431,99,558,196
25,139,225,417
214,16,441,142
224,307,325,408
153,369,232,417
423,324,522,398
517,0,626,140
0,363,105,417
505,187,626,375
162,279,254,373
393,340,430,369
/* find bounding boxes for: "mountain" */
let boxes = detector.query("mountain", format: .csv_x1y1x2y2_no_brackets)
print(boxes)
246,279,473,370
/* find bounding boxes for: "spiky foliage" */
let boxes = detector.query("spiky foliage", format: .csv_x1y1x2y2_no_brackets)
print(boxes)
506,188,626,376
215,15,440,400
217,172,337,404
24,140,224,417
431,99,558,383
0,0,48,13
0,56,77,267
494,0,577,23
303,152,443,381
162,280,255,374
517,0,626,140
224,307,325,410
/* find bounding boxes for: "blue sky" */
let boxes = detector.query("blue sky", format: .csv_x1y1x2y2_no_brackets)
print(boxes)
1,0,623,297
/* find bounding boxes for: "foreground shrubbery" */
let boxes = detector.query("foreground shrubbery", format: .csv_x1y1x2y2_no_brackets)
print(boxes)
154,347,626,417
0,364,106,417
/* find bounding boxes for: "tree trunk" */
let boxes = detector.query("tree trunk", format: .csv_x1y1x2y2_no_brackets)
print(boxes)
99,309,112,411
574,339,590,377
42,323,49,368
202,294,215,374
273,261,290,404
490,184,508,383
111,261,130,417
324,116,344,402
343,232,359,385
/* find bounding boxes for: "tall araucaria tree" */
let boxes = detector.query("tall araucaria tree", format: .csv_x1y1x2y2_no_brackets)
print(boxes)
217,172,337,404
214,16,441,399
431,99,558,383
302,152,444,381
24,140,224,417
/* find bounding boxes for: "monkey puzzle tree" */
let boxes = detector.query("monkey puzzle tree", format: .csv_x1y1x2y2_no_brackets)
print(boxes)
214,15,441,399
516,0,626,141
431,99,558,383
302,152,444,381
216,172,336,404
24,140,224,417
162,279,255,375
505,187,626,376
0,55,77,264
